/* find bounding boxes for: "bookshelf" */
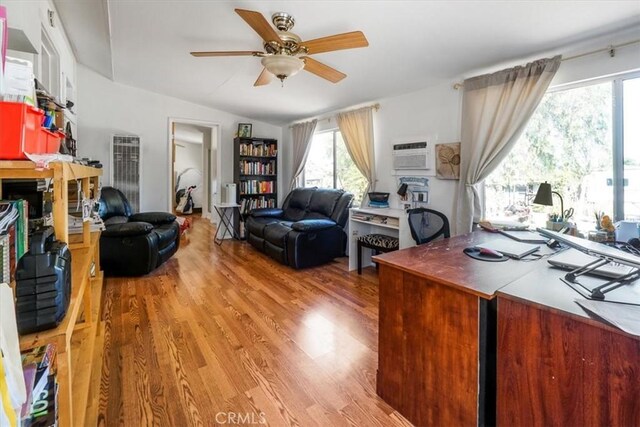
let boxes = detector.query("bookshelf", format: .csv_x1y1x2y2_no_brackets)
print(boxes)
233,137,278,237
0,161,103,427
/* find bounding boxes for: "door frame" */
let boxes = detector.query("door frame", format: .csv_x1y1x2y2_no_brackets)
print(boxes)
167,118,221,223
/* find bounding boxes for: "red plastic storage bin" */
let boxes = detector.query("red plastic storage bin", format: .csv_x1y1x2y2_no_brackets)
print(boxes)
0,101,45,159
41,129,65,154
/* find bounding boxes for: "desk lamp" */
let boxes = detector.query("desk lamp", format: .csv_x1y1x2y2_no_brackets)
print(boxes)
533,182,564,221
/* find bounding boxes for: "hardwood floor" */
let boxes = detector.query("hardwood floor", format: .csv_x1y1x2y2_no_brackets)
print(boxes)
97,215,412,426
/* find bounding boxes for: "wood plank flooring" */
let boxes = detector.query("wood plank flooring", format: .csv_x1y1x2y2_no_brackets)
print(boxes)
97,215,412,426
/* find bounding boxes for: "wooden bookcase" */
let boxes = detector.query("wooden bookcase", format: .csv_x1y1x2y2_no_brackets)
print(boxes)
233,137,278,236
0,161,104,427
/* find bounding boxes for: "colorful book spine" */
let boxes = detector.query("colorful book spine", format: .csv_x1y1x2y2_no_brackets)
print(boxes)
0,234,9,283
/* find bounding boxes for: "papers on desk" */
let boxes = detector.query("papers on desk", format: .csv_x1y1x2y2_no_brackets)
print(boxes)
576,299,640,337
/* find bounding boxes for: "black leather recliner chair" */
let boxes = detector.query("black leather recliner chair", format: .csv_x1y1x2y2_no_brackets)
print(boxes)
98,187,180,276
245,188,353,269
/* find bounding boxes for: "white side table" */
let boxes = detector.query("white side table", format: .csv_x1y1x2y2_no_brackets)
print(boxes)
213,203,241,245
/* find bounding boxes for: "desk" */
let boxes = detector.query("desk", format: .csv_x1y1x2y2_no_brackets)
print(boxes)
497,268,640,426
348,207,414,271
374,232,550,426
213,203,241,245
374,231,639,426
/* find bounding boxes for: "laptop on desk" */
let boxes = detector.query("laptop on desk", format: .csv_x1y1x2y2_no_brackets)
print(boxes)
498,229,548,244
475,239,540,259
548,248,637,279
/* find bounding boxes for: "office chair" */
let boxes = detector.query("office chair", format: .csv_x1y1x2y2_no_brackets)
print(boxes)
407,208,451,245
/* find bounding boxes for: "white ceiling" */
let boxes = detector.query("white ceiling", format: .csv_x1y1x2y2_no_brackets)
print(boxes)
55,1,640,126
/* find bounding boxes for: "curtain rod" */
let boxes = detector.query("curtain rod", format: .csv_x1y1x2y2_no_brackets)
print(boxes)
452,38,640,90
290,103,380,128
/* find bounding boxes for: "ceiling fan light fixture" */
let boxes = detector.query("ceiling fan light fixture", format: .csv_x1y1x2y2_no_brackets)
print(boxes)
261,55,304,83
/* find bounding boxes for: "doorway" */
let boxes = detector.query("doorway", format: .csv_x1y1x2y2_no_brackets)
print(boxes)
168,119,221,224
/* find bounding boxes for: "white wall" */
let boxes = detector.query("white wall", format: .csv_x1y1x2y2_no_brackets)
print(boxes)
374,84,463,223
174,123,203,145
550,28,640,88
77,65,283,211
282,27,640,235
174,142,202,179
282,83,463,230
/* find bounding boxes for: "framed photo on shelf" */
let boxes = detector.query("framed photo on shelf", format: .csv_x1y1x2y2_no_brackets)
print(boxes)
238,123,252,138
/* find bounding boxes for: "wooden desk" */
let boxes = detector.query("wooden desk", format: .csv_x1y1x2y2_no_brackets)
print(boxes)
497,268,640,426
348,207,413,271
374,231,552,426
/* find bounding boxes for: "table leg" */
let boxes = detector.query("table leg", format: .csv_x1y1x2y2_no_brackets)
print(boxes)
214,207,240,245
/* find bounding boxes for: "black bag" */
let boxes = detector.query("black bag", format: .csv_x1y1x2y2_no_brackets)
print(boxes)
15,227,72,335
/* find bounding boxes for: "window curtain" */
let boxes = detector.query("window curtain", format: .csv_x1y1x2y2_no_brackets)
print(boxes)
336,106,376,198
456,55,561,233
289,119,318,190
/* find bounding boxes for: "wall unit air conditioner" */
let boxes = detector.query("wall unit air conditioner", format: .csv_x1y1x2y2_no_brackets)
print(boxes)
393,142,429,170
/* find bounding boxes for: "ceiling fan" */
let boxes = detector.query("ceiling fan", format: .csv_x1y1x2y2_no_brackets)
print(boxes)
190,9,369,86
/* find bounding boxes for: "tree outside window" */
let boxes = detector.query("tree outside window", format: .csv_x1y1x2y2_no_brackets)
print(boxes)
486,75,640,229
485,82,613,228
304,130,367,206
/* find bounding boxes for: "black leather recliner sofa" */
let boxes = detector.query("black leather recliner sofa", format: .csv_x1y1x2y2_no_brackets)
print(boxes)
98,187,180,276
245,187,353,269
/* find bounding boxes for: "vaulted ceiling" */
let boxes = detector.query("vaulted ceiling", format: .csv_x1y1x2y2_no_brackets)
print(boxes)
54,0,640,125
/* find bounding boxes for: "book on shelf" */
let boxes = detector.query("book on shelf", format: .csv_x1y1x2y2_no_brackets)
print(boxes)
239,196,276,214
22,375,57,427
239,180,275,195
239,159,276,175
1,199,28,257
21,344,57,426
67,214,105,235
0,200,29,284
21,364,37,421
1,233,10,284
238,141,277,157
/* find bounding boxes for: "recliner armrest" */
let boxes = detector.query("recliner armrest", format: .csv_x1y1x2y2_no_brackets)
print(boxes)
291,219,337,232
129,212,176,225
250,208,284,218
102,222,154,237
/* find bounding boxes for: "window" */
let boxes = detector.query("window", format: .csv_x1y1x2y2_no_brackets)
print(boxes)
303,130,367,206
485,73,640,228
39,29,60,98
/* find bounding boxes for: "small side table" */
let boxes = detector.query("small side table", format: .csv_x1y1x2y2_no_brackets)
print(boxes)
213,203,241,245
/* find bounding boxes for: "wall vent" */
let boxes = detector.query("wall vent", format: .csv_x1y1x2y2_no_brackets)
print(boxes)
111,135,141,211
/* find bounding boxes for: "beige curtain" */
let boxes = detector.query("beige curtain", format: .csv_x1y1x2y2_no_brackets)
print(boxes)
456,56,561,233
289,119,318,190
336,107,375,198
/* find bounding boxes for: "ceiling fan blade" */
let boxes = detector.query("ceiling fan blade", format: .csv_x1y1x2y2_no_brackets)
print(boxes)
254,68,272,86
191,51,262,57
302,57,346,83
301,31,368,55
235,9,282,45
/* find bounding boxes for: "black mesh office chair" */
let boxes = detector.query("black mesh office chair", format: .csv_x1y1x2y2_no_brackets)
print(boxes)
407,208,451,245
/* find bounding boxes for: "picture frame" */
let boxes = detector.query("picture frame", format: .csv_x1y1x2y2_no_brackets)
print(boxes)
435,142,461,180
238,123,252,138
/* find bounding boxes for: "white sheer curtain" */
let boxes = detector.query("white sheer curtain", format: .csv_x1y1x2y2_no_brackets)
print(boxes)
336,106,376,198
456,56,561,233
289,119,317,190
